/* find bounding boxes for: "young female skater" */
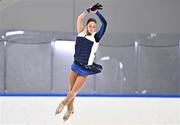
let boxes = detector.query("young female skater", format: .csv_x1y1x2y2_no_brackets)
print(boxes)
55,3,107,121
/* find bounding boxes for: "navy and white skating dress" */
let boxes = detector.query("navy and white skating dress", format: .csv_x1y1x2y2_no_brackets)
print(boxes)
71,11,107,76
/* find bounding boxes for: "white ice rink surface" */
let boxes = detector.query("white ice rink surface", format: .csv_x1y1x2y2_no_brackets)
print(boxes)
0,97,180,125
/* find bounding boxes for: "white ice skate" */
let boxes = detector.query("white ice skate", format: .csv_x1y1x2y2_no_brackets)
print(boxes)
63,109,74,121
55,103,65,115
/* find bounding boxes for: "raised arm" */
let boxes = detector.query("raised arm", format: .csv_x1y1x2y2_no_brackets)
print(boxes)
76,12,86,34
95,11,107,42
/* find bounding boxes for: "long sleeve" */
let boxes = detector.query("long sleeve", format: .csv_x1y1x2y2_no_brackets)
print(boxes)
95,11,107,42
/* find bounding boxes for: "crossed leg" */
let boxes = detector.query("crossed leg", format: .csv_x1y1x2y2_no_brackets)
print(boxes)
61,73,87,106
55,70,88,117
66,71,78,111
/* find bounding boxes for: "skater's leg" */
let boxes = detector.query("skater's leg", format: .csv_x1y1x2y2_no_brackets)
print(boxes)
67,71,78,111
55,75,87,115
55,70,78,115
61,75,87,105
62,75,88,121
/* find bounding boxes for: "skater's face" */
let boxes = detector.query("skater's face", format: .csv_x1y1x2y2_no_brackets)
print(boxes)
87,21,97,35
86,18,97,35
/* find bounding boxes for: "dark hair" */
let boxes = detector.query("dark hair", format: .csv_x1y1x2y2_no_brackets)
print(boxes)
86,18,97,25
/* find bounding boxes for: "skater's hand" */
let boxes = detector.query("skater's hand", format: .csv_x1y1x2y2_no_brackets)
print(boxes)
90,10,97,14
87,3,103,13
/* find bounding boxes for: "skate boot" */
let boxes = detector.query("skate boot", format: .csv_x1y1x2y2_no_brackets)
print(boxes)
63,109,74,121
55,103,65,115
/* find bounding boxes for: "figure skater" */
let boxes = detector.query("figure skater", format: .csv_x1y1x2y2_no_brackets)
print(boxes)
55,3,107,121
